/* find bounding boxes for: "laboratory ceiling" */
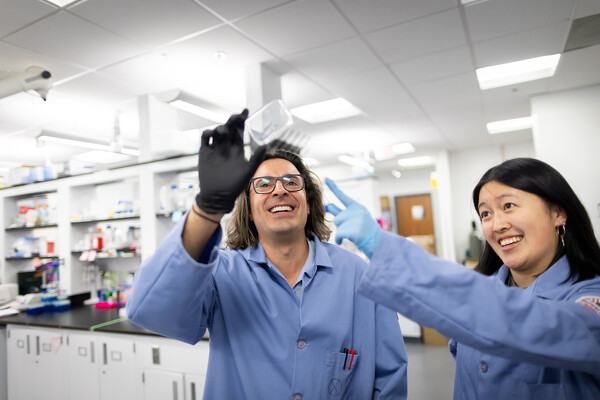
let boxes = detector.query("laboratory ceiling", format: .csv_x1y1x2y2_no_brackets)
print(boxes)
1,0,600,174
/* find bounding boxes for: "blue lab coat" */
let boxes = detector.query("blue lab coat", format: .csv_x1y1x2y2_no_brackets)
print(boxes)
359,231,600,399
127,218,408,399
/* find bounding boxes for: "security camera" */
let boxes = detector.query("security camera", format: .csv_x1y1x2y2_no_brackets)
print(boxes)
0,66,53,101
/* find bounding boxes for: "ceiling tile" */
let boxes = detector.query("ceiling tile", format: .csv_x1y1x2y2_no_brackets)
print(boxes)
69,0,222,48
0,0,56,38
364,9,467,64
332,0,457,33
163,25,274,67
284,37,380,82
390,45,475,85
464,0,576,42
0,41,84,80
4,11,145,68
550,44,600,91
323,66,425,121
472,22,570,67
408,71,480,102
281,72,333,108
55,71,143,105
574,0,600,17
234,0,356,57
196,0,291,21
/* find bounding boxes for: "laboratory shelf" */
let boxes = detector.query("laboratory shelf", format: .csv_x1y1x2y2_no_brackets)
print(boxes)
71,249,139,258
4,224,58,231
70,215,140,224
5,255,59,261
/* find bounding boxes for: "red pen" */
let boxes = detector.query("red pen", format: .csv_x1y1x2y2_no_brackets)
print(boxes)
348,349,355,370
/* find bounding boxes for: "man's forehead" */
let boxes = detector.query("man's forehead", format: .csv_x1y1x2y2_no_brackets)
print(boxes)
254,158,299,176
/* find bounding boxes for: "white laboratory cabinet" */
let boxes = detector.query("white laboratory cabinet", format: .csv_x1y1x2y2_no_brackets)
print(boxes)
6,325,68,400
67,330,140,400
5,324,209,400
137,335,209,400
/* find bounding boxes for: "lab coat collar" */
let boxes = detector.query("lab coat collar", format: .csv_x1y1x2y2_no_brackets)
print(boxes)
241,233,334,276
496,255,572,295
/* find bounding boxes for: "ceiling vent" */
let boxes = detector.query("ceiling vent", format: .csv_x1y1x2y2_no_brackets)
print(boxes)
564,13,600,52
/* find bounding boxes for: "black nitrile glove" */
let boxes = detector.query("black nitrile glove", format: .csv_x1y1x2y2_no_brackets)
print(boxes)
196,109,267,214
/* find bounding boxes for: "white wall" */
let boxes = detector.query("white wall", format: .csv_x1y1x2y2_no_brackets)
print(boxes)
531,84,600,240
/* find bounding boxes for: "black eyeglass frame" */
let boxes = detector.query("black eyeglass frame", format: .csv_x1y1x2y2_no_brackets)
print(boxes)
249,174,305,194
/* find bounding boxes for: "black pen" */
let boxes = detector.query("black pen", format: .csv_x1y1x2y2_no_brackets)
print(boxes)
343,348,349,369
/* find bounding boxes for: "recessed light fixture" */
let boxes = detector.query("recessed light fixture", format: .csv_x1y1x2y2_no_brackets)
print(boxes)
290,98,361,124
45,0,78,7
169,100,228,123
338,154,374,172
38,134,140,156
476,54,561,90
486,116,534,134
213,52,227,60
397,156,433,168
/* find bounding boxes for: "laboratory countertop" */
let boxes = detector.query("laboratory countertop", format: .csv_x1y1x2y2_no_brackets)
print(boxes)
0,304,157,336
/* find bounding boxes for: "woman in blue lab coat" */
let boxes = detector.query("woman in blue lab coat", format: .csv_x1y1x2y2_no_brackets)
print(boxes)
325,158,600,399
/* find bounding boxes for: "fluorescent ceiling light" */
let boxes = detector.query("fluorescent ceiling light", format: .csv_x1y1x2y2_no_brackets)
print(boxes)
46,0,78,6
38,134,140,156
487,116,534,134
169,100,228,123
476,54,561,90
291,98,361,124
72,150,133,164
397,156,433,168
338,154,374,172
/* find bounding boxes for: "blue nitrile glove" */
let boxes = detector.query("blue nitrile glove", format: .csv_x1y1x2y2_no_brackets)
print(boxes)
196,109,267,214
325,177,382,258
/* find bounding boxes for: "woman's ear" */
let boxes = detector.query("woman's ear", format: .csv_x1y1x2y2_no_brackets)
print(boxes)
553,205,567,226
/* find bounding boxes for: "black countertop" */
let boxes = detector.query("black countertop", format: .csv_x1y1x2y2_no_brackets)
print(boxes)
0,304,158,336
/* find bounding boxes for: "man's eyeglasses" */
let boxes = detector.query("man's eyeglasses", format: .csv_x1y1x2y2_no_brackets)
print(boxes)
249,174,305,194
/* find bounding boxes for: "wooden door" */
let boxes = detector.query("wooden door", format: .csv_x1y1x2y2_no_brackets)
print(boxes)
395,194,434,236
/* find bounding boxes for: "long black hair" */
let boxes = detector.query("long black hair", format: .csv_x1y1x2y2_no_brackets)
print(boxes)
472,158,600,282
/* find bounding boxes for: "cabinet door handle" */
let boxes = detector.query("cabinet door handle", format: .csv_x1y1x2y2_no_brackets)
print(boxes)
172,381,178,400
26,335,30,355
103,342,107,365
36,335,40,356
90,341,95,364
191,382,196,400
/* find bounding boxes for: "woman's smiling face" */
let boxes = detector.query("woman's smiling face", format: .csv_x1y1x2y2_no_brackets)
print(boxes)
477,181,566,277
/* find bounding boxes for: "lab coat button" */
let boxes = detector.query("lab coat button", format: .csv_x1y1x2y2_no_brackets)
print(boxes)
293,393,303,400
479,361,488,373
297,340,306,349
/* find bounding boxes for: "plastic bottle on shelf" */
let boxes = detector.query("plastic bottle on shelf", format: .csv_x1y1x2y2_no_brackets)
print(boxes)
159,185,173,213
104,225,114,249
113,226,126,249
41,204,50,225
34,205,43,226
92,227,104,251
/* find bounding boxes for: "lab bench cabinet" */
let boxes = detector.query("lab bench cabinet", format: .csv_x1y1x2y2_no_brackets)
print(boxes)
5,324,209,400
67,330,139,400
6,325,68,400
137,335,209,400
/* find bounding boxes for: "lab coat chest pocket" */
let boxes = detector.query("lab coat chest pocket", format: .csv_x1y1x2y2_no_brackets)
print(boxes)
323,350,360,399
